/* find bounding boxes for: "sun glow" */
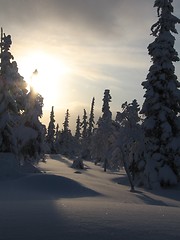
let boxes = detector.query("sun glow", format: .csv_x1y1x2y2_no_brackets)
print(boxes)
18,51,71,107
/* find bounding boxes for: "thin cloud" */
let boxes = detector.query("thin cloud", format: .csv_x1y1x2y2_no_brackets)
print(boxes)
1,0,180,127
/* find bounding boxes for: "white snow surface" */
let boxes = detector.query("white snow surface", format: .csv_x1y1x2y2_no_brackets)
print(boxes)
0,154,180,240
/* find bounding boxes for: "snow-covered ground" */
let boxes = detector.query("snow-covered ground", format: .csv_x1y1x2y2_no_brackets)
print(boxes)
0,154,180,240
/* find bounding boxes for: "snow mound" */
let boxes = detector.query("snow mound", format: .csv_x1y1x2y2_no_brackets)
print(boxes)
72,157,84,169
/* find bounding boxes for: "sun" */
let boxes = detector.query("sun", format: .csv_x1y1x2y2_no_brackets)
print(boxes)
18,51,71,108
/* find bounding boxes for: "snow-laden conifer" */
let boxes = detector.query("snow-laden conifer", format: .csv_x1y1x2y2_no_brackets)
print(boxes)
46,106,56,153
0,30,24,154
81,109,88,139
20,85,45,163
92,90,112,171
114,100,144,187
54,123,60,152
84,97,96,160
73,115,81,156
0,29,27,113
81,109,89,159
59,109,74,156
141,0,180,188
0,29,45,170
75,115,81,141
63,109,70,132
88,97,95,137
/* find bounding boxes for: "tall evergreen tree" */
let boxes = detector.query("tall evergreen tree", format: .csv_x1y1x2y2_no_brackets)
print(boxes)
0,32,17,153
92,90,112,171
21,85,45,162
0,29,28,154
54,123,61,153
88,97,95,137
63,109,70,133
81,109,89,159
0,29,45,163
102,89,112,121
59,109,73,156
141,0,180,188
75,115,81,141
114,100,143,189
116,100,141,129
46,106,56,153
81,109,88,140
74,115,81,156
55,123,60,138
84,97,95,160
0,28,27,113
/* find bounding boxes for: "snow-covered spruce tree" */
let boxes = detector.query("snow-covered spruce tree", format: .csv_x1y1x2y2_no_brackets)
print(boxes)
141,0,180,188
54,123,61,153
74,115,81,155
71,115,84,169
92,89,112,171
20,86,45,163
0,29,28,114
59,109,74,156
81,109,88,139
114,100,144,188
116,100,141,129
81,109,89,159
75,115,81,141
0,29,28,155
63,109,70,132
83,97,95,161
46,106,56,153
0,31,18,154
88,97,95,137
0,30,45,167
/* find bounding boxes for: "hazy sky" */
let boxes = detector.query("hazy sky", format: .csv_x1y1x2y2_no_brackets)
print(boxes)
1,0,180,129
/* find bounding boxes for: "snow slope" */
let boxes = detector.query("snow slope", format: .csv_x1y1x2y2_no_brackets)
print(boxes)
0,154,180,240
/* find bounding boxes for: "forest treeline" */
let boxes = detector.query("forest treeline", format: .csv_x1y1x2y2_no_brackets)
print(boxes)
0,0,180,189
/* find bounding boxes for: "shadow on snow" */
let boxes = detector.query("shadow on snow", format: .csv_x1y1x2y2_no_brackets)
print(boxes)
0,173,101,201
112,175,180,207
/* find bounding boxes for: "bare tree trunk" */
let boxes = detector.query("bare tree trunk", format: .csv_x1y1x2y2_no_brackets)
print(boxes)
104,158,107,172
121,149,135,192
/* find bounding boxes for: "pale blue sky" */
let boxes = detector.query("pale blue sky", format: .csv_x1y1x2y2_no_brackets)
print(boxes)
0,0,180,129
